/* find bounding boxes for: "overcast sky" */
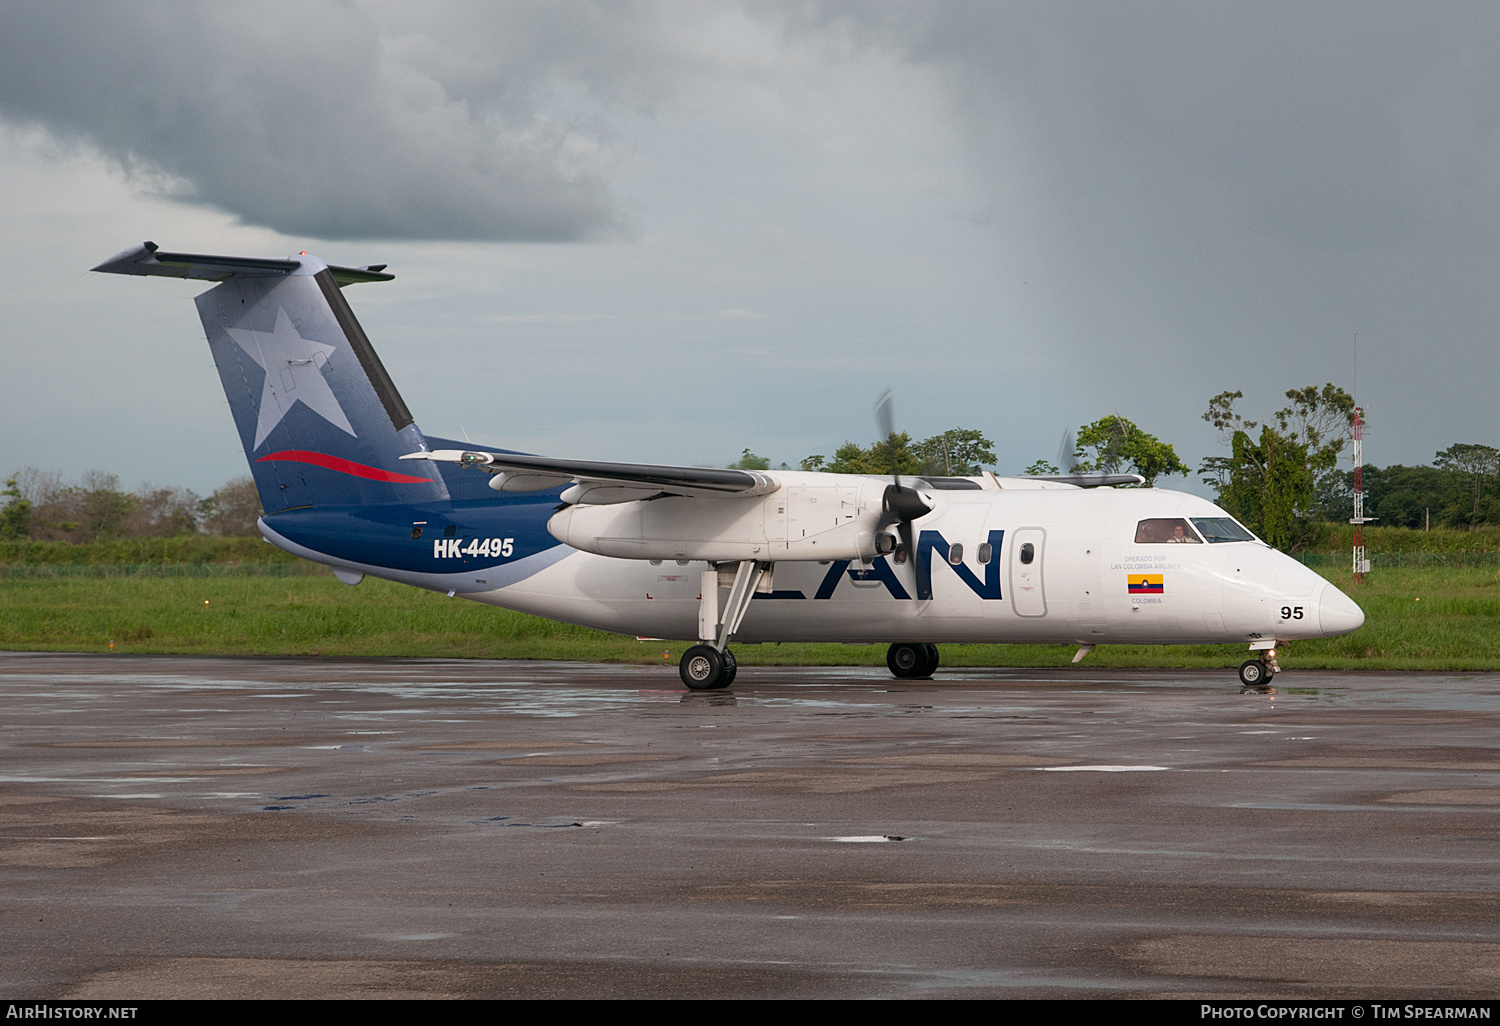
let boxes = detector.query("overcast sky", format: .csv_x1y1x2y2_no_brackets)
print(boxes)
2,1,1498,497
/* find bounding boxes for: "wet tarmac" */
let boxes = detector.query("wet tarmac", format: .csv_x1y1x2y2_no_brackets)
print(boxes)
2,651,1499,999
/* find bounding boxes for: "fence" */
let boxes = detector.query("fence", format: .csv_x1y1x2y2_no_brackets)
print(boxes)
1293,551,1500,569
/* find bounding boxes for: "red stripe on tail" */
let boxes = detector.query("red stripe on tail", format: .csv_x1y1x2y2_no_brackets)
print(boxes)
257,450,435,483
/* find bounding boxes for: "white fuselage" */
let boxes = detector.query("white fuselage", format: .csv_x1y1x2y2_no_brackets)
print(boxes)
269,482,1363,647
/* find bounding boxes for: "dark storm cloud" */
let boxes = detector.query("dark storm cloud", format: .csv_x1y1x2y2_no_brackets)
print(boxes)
7,2,1498,253
0,2,709,241
795,1,1500,463
811,0,1500,251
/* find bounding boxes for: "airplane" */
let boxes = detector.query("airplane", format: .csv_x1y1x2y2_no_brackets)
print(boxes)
93,242,1365,691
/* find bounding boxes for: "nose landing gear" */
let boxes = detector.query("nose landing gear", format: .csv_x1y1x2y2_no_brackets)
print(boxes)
887,642,939,679
1237,659,1272,686
1238,645,1281,686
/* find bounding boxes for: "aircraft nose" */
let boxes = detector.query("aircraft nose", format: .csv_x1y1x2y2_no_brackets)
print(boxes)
1318,583,1365,636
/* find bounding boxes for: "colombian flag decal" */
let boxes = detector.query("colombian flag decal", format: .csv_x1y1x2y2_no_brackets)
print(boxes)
1128,574,1164,595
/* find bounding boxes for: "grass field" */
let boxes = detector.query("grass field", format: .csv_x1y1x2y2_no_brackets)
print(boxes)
3,561,1498,670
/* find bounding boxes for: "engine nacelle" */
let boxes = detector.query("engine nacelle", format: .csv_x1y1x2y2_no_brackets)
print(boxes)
547,472,907,562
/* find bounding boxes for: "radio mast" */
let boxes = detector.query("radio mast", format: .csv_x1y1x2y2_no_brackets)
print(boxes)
1350,406,1372,582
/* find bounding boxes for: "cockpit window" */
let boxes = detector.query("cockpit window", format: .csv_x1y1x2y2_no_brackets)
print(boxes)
1134,518,1202,544
1190,517,1257,543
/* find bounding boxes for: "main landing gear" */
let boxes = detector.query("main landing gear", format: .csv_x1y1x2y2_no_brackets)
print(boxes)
680,561,763,691
887,642,940,679
680,645,737,690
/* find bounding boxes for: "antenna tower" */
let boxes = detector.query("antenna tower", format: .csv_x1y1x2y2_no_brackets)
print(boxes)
1350,406,1372,582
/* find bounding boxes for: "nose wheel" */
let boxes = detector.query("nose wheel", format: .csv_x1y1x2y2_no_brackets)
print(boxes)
887,642,939,679
1238,658,1274,686
680,644,736,690
1239,643,1282,687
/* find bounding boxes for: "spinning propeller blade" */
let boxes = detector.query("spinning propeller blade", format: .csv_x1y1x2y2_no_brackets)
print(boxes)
873,388,930,558
1057,426,1076,474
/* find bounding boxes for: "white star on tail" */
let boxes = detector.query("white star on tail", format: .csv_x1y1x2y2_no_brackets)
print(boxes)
226,308,357,449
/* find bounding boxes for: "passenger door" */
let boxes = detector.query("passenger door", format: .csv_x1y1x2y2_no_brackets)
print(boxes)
1009,528,1047,617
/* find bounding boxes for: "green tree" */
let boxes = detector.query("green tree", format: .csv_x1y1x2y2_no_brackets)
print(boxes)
1333,463,1482,529
1282,385,1358,457
1024,459,1061,476
817,428,990,477
870,431,925,476
77,471,135,543
1434,443,1500,524
915,428,997,476
0,476,32,540
1255,427,1316,550
202,477,265,536
826,434,923,475
729,448,771,470
125,485,201,537
1201,385,1355,550
1072,415,1190,486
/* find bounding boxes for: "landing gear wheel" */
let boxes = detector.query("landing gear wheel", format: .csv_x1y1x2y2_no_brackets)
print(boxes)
925,644,940,673
680,645,725,690
716,649,738,689
887,643,935,680
888,643,923,678
1238,659,1272,686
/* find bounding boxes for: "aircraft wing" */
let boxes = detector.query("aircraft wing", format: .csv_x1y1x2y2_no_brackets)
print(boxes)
403,450,779,502
1030,473,1146,487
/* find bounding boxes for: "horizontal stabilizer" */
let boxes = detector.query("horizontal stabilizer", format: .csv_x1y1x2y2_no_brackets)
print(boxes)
405,450,779,500
91,242,394,287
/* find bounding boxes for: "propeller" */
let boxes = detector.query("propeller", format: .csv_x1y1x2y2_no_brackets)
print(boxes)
1057,426,1076,474
874,388,931,561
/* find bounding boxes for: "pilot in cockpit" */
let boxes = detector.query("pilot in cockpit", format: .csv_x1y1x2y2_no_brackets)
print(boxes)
1135,518,1202,544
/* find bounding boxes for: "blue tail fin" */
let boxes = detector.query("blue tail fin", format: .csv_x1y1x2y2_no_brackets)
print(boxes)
94,243,448,512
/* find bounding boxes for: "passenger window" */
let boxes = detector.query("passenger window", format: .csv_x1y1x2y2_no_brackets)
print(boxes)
949,543,964,565
1020,542,1034,565
977,542,992,564
1134,518,1201,544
